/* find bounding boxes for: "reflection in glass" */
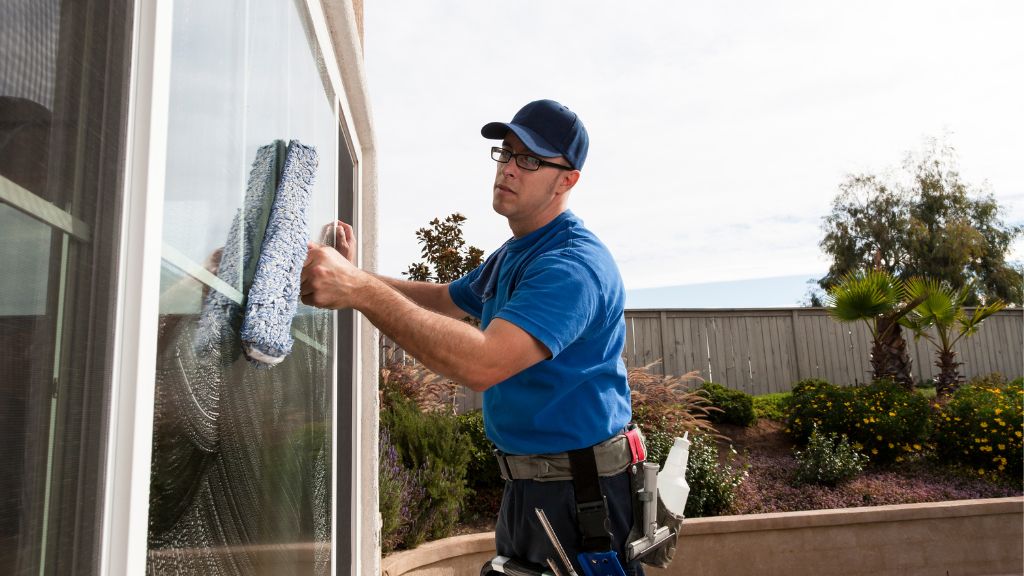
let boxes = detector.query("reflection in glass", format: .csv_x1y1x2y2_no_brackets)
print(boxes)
1,0,131,573
0,205,51,316
147,1,337,573
148,301,332,574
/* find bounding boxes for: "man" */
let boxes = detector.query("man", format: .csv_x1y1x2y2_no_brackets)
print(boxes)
301,99,641,575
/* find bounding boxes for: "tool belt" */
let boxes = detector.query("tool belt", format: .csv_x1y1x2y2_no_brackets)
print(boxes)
494,432,636,483
491,425,680,569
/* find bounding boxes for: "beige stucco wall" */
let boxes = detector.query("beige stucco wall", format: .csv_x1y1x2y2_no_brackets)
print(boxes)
383,498,1024,576
351,0,364,46
651,497,1023,576
321,1,378,574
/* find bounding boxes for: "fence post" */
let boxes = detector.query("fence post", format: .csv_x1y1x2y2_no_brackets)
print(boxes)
659,311,672,376
791,309,803,381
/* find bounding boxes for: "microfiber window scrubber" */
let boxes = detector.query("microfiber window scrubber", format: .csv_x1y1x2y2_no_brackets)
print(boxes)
194,141,283,360
240,140,318,366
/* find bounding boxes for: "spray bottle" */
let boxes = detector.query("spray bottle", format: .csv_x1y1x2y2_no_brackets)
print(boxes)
657,432,690,517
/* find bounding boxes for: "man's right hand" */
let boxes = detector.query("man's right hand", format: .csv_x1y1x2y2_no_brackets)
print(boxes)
301,241,370,309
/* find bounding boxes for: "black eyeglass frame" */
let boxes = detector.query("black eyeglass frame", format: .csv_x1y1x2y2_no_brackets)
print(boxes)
491,147,575,172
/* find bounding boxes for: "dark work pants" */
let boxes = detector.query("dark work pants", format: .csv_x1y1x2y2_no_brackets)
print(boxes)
494,470,644,576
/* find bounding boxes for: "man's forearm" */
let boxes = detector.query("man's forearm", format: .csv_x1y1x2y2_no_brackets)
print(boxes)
301,244,547,389
357,276,496,391
371,274,465,318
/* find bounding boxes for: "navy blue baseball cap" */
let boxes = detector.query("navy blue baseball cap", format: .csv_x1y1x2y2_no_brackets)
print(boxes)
481,99,589,170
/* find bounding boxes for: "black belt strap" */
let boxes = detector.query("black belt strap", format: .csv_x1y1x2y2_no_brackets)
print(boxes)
567,446,614,552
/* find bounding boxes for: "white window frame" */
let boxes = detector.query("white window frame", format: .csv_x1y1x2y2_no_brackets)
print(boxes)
100,0,173,573
305,1,380,574
100,0,378,574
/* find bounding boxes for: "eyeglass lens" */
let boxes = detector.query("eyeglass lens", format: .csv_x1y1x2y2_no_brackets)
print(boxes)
491,147,541,171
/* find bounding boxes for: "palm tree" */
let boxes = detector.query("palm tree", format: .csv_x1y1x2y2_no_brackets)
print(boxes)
825,270,926,390
901,279,1007,397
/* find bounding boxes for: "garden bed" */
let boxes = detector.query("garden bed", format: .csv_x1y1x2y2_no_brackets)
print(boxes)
455,418,1021,535
720,420,1022,513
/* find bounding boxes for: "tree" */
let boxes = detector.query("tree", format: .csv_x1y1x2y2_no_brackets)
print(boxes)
825,270,926,390
819,142,1023,305
901,278,1007,398
404,213,484,283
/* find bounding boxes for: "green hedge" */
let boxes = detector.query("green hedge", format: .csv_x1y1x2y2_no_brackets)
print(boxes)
753,392,790,422
455,409,503,490
702,382,756,427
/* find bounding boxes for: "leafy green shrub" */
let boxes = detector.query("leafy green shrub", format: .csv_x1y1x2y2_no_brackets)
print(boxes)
933,376,1023,479
915,386,937,400
455,410,502,490
753,392,791,422
793,425,869,486
702,382,756,427
380,394,471,547
683,434,747,518
788,378,931,464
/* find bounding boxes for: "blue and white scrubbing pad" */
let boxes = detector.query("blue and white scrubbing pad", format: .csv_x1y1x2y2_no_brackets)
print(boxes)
240,140,318,366
194,140,283,359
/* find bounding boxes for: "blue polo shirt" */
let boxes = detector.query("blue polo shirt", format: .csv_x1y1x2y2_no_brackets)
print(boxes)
448,210,631,455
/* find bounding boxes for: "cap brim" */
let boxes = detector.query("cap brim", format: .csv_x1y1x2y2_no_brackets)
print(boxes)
481,122,562,159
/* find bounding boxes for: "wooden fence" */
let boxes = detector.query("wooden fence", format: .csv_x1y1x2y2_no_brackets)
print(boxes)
623,308,1023,396
382,307,1023,412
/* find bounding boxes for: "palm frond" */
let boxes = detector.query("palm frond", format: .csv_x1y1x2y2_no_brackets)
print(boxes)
899,313,938,345
904,277,957,327
954,298,1008,343
825,270,903,322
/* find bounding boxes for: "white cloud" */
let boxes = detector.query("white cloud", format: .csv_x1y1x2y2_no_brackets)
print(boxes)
365,1,1024,288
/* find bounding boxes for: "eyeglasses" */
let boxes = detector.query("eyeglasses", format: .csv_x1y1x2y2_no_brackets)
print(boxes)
491,147,574,172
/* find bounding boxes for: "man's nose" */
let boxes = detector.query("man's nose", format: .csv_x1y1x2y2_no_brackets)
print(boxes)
501,158,520,177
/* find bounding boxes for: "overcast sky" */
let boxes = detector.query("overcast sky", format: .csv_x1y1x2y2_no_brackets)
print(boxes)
364,1,1024,293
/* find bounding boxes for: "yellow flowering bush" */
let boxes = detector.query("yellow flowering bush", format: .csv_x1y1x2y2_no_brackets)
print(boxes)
934,376,1023,479
788,378,931,464
788,379,856,437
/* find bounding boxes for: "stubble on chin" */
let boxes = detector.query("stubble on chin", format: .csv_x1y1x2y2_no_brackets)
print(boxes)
492,192,510,217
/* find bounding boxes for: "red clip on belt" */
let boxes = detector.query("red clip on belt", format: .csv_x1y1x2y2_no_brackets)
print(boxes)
625,427,646,464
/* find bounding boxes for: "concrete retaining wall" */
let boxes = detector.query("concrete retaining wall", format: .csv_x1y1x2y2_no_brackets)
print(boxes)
381,497,1024,576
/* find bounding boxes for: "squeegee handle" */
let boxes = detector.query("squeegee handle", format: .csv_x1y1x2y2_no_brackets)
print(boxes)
483,557,554,576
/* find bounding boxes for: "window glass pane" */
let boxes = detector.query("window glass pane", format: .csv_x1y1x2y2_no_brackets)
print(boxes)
0,0,131,574
0,205,51,315
148,0,338,573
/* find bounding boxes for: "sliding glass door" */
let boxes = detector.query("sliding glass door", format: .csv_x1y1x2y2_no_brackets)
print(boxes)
0,0,133,574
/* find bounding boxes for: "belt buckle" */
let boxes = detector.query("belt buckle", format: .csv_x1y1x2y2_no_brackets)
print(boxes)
576,497,613,551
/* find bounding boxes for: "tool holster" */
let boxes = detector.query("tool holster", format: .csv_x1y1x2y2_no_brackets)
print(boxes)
481,425,681,576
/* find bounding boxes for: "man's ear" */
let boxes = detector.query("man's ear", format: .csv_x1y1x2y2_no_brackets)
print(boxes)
560,170,581,192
